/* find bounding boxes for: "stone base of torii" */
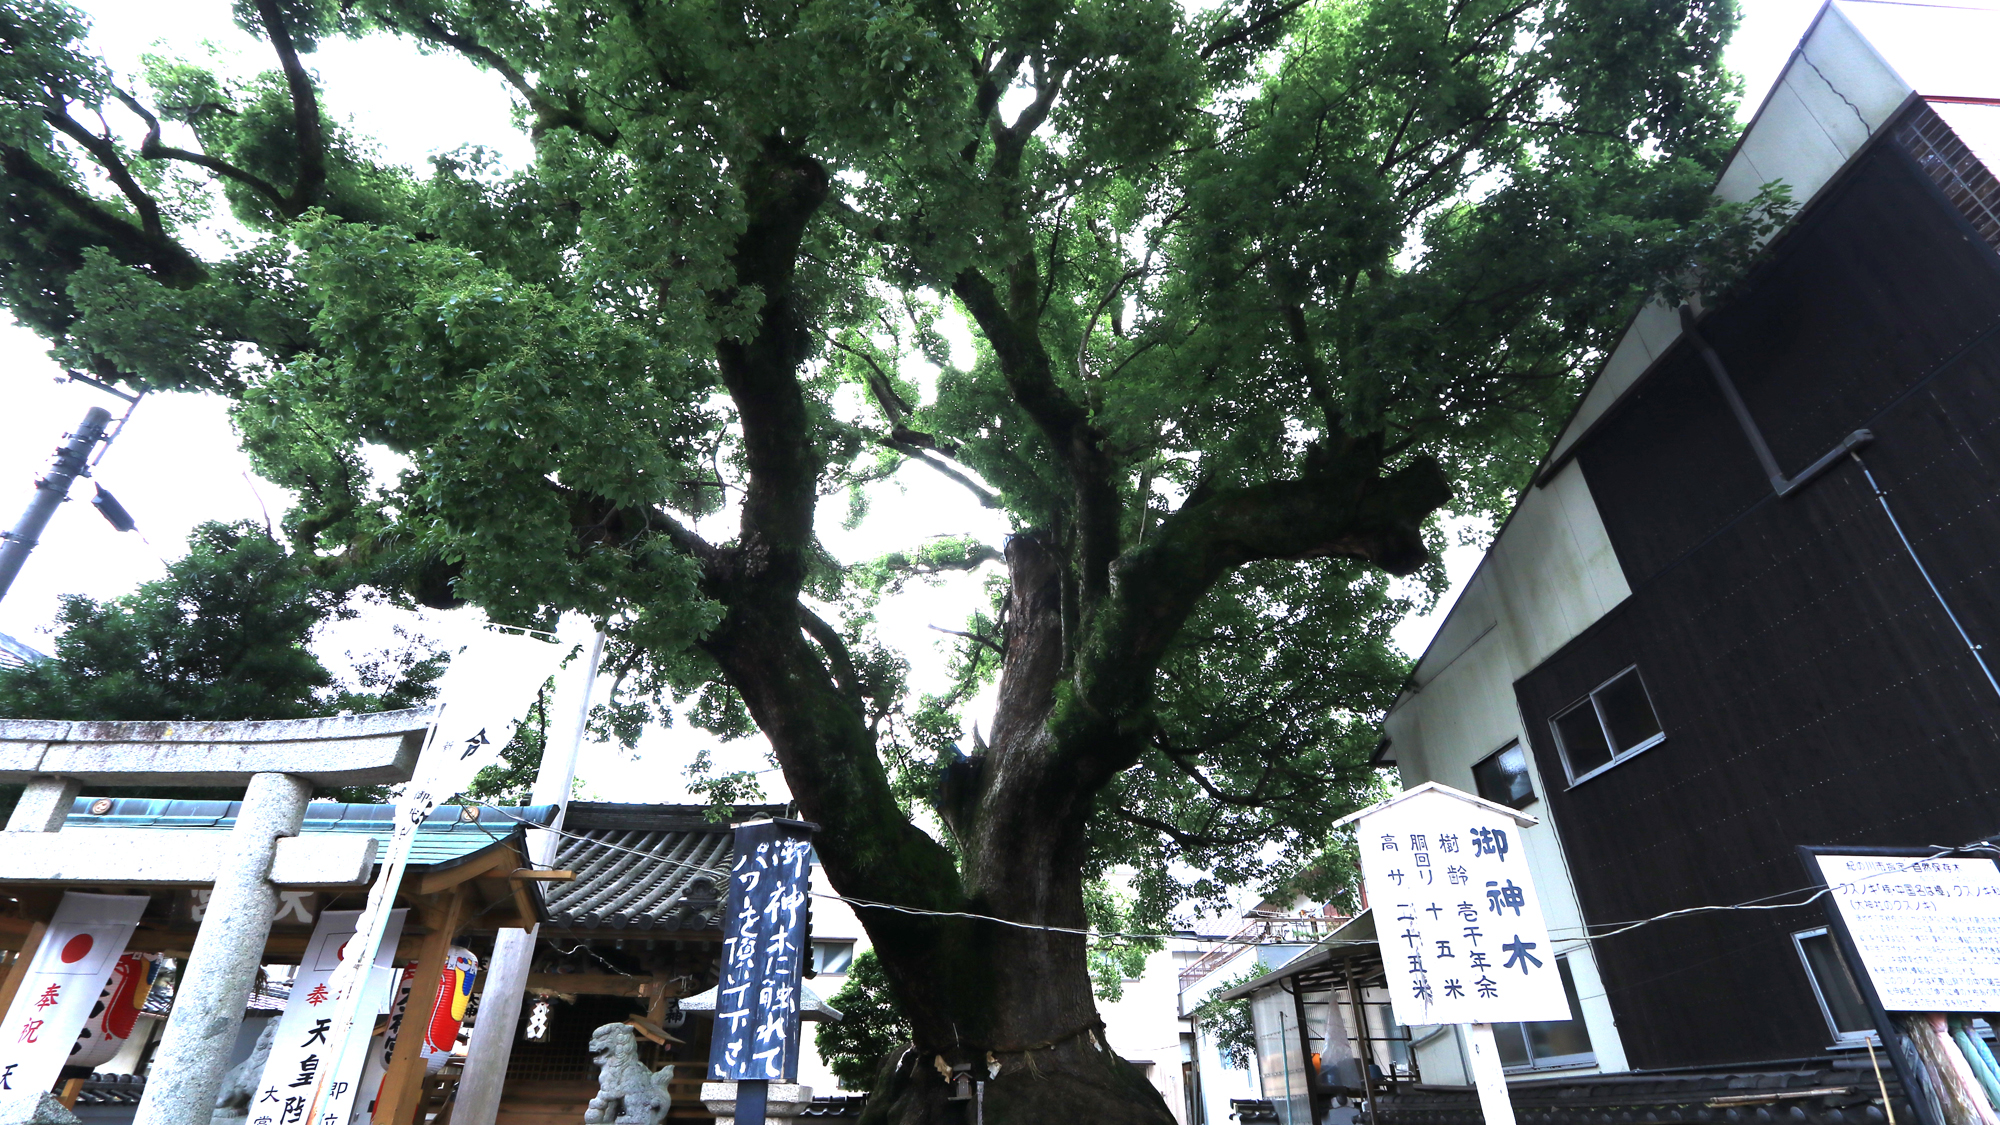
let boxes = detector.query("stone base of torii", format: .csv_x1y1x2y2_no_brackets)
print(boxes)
0,712,431,1125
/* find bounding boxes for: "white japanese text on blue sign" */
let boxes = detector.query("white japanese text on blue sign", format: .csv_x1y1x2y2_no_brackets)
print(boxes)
708,820,814,1082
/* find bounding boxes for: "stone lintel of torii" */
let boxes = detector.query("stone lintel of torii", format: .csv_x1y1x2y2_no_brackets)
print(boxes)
0,709,436,1125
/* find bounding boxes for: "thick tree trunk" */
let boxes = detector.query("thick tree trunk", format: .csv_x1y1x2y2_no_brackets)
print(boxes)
850,537,1176,1125
690,145,1444,1125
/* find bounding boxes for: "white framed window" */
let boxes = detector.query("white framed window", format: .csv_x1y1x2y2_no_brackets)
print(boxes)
1492,957,1595,1071
1550,666,1665,784
1792,928,1877,1047
812,940,856,975
1472,741,1537,810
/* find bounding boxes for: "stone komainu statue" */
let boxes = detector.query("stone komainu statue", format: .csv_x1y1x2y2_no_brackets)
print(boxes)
584,1023,675,1125
213,1020,279,1116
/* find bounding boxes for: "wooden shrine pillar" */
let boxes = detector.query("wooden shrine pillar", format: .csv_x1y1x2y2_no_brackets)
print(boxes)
375,888,469,1125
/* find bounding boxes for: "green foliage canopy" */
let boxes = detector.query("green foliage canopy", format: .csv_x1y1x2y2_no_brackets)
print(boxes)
0,0,1771,1099
816,949,914,1091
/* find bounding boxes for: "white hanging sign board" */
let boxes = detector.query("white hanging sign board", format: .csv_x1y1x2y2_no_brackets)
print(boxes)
1813,853,2000,1011
249,910,408,1125
0,893,148,1119
401,630,575,815
1352,785,1570,1028
299,625,571,1125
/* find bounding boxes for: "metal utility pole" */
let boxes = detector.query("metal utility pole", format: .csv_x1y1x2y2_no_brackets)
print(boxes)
0,407,114,606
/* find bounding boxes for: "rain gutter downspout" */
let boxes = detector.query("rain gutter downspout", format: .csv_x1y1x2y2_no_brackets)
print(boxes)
1676,305,1874,497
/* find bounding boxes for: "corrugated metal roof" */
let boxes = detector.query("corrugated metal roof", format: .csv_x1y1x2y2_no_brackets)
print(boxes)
542,803,787,932
64,799,559,870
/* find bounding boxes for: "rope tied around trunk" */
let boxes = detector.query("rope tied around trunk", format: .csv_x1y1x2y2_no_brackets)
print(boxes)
987,1014,1106,1056
917,1015,1111,1085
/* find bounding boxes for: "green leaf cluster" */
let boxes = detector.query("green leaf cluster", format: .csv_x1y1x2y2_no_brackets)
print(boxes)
0,0,1775,1064
0,520,442,813
815,948,914,1090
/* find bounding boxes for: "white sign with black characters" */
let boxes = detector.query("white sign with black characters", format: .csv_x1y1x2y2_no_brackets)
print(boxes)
250,909,409,1125
1352,785,1570,1028
1814,853,2000,1012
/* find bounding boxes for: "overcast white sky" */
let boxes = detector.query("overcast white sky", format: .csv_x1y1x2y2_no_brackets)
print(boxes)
0,0,1831,802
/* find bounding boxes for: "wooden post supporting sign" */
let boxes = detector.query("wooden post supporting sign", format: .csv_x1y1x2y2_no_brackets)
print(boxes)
376,891,469,1125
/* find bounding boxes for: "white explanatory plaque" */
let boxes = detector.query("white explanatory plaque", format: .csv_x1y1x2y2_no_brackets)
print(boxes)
1353,786,1571,1028
1814,853,2000,1011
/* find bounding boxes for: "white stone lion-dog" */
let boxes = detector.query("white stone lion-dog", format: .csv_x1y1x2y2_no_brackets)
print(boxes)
212,1020,279,1122
584,1023,675,1125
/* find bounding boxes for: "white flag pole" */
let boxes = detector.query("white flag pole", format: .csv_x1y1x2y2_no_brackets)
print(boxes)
295,623,573,1125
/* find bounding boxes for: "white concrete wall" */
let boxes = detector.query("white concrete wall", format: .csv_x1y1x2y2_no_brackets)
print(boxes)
1381,461,1630,1075
1547,1,1920,466
1100,946,1192,1124
1176,942,1261,1125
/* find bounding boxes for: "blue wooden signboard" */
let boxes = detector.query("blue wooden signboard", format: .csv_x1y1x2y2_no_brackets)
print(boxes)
708,817,815,1084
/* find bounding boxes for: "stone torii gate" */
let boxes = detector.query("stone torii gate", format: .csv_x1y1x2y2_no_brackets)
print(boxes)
0,711,434,1125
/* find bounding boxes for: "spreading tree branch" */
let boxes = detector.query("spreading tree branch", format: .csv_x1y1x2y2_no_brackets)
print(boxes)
115,91,292,213
1199,0,1310,59
0,144,207,286
927,623,1004,658
953,267,1122,600
250,0,327,210
1056,440,1451,792
800,605,865,707
39,102,166,239
373,2,621,146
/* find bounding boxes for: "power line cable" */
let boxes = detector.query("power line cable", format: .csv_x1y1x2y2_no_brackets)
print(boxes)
465,800,2000,954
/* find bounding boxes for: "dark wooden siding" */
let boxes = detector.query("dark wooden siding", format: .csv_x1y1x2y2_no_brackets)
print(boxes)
1516,136,2000,1070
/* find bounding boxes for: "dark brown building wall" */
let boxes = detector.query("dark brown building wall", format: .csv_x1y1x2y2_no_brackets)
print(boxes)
1515,131,2000,1069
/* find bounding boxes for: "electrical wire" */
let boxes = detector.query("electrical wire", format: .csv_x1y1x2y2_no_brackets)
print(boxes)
465,799,2000,955
463,799,1345,948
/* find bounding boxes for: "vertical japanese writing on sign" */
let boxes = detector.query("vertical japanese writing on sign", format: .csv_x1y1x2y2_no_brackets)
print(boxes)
708,819,815,1083
0,893,148,1121
1351,785,1569,1027
252,909,408,1125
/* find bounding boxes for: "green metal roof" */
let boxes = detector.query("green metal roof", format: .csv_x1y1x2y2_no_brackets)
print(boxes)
65,798,560,871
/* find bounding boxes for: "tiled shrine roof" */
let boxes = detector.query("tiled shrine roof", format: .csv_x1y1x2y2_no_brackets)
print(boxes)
539,803,789,932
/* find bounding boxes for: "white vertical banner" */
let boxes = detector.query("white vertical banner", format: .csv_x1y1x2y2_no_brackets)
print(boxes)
297,623,575,1125
400,629,577,816
0,893,148,1118
249,910,407,1125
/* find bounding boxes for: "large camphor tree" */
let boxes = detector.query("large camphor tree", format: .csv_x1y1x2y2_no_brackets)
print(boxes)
0,0,1760,1116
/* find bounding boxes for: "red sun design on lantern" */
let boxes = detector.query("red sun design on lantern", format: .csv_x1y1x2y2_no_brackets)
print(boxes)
60,933,94,963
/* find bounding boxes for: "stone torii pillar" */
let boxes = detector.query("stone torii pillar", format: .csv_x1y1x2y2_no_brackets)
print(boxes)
0,711,435,1125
